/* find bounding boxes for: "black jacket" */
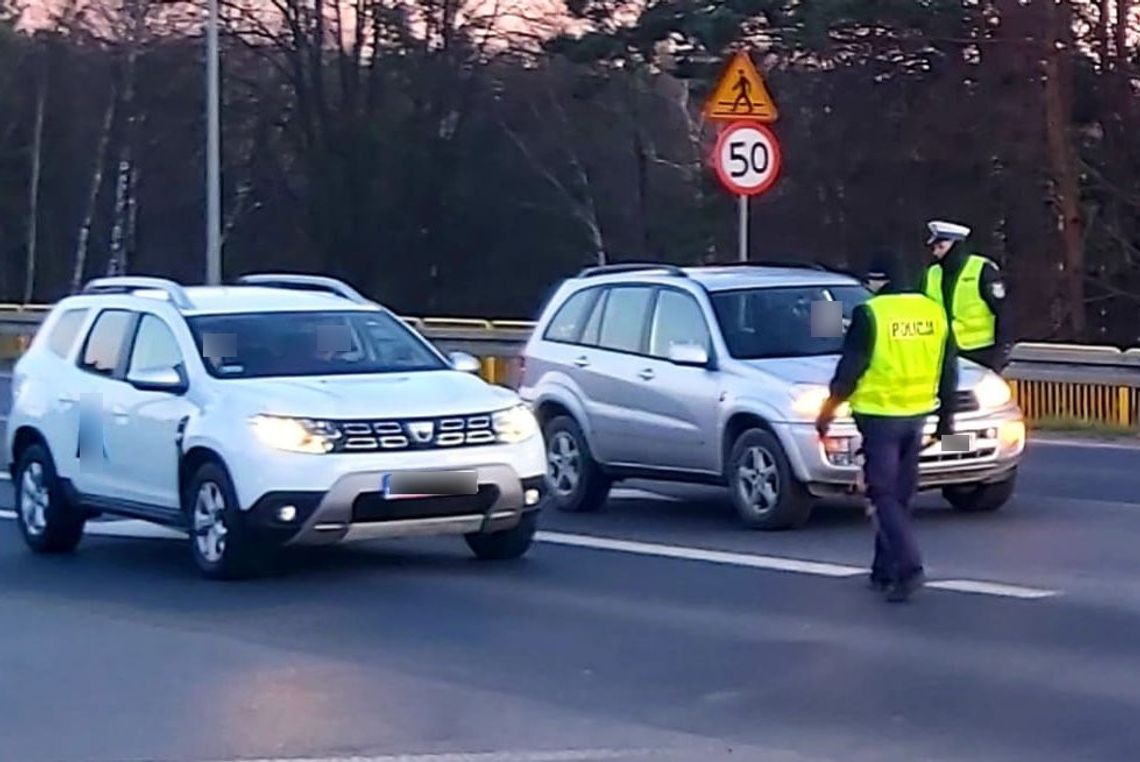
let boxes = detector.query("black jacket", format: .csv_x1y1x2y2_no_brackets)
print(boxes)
828,283,958,433
927,248,1011,370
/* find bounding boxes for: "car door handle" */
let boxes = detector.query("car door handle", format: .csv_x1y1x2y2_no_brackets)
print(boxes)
111,406,129,421
573,356,590,368
57,395,77,407
638,368,655,381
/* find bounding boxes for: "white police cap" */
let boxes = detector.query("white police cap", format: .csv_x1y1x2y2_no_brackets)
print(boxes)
927,220,971,245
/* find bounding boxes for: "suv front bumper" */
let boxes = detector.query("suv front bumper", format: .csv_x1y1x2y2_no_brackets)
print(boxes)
241,468,547,547
773,406,1026,498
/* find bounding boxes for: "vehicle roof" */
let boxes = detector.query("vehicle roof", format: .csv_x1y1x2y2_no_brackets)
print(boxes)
60,286,381,316
570,265,861,292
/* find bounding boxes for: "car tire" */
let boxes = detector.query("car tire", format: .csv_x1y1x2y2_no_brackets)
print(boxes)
543,415,610,513
727,428,813,530
943,470,1017,513
184,461,261,580
13,443,86,554
465,511,538,561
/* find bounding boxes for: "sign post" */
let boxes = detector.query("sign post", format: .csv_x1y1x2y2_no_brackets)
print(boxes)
703,50,781,262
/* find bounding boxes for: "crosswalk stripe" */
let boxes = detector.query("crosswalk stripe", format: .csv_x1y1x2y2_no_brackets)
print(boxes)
925,579,1057,599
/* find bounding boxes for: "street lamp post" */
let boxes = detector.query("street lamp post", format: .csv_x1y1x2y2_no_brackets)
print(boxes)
205,0,221,285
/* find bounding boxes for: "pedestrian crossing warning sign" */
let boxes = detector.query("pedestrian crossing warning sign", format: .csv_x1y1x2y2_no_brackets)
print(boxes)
703,51,779,123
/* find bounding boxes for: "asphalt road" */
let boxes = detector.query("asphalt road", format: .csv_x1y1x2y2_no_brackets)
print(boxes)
4,384,1140,761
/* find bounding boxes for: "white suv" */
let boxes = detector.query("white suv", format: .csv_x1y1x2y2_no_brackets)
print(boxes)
5,275,547,578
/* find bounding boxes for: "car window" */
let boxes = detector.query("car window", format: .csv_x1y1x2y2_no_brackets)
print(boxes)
128,315,184,376
598,286,654,354
544,288,597,344
47,308,90,358
187,310,447,379
579,289,608,346
79,310,134,377
710,285,869,360
649,290,710,358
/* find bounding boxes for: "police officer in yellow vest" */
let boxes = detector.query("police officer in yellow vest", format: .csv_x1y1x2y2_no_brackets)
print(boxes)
817,252,957,603
923,220,1010,372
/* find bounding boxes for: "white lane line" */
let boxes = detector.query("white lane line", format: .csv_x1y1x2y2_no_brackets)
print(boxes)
1031,436,1140,450
195,749,663,762
0,473,9,482
0,511,1059,600
926,580,1057,600
608,487,682,503
536,531,866,578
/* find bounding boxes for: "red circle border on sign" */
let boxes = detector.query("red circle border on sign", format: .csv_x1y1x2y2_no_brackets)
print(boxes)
712,121,782,197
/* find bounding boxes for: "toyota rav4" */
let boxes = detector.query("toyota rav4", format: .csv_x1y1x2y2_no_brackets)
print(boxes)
520,263,1025,530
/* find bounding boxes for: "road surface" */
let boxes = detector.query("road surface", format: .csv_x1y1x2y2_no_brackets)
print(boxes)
3,379,1140,761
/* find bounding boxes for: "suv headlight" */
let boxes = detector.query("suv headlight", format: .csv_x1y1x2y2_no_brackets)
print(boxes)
973,373,1012,409
249,415,339,454
790,384,849,419
493,404,539,444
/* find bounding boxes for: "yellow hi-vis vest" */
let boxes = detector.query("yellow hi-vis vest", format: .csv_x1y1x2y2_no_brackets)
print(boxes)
848,294,949,417
924,255,997,351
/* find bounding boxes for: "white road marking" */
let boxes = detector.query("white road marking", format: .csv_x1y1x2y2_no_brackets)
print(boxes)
195,749,663,762
0,510,1058,601
926,579,1057,599
1031,436,1140,450
607,487,682,503
0,472,9,482
536,531,866,577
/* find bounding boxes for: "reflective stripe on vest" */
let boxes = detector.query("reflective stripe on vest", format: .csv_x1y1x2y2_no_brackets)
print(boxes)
924,255,997,351
848,294,948,417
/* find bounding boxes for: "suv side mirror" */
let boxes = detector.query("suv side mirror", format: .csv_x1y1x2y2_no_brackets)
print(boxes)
448,351,483,375
128,365,188,394
667,343,710,368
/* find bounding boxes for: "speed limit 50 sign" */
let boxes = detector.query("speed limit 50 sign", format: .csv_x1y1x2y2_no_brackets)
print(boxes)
713,122,782,197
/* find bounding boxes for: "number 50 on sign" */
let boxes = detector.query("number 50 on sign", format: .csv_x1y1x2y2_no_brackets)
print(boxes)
713,122,782,197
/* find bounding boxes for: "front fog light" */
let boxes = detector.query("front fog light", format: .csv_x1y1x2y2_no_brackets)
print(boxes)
524,489,541,506
276,505,298,522
493,404,539,444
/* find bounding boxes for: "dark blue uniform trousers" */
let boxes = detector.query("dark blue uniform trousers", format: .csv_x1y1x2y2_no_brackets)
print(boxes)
854,413,925,584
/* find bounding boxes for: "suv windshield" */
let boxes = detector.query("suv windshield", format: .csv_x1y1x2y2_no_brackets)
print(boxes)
710,285,870,360
187,310,447,379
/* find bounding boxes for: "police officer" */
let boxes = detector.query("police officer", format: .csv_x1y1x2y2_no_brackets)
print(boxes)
923,220,1011,372
816,252,957,603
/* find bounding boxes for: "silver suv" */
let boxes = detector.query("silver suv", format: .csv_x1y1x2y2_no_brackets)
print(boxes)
519,263,1026,529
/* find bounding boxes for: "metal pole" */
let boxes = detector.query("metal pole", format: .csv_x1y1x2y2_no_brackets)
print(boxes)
738,195,748,262
205,0,222,285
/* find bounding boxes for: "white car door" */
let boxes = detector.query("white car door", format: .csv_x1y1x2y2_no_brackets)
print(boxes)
70,308,137,500
109,312,196,510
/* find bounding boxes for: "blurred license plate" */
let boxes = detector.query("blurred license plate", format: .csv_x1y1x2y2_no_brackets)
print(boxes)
382,471,477,500
923,434,975,455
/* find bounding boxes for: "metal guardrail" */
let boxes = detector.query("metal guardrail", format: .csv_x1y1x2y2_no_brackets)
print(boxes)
4,304,1140,428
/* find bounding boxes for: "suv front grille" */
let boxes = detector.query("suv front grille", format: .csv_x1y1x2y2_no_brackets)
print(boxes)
330,413,497,453
954,391,979,413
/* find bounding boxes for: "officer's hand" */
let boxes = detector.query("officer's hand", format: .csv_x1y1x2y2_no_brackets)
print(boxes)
815,397,838,438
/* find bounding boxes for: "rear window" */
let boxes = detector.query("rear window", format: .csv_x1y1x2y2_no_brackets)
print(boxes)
187,310,447,379
710,285,869,359
47,308,89,358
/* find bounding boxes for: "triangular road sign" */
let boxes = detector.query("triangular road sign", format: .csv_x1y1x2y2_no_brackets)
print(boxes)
703,51,779,123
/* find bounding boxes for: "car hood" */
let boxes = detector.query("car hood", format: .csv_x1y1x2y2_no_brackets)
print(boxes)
739,355,991,388
217,370,519,419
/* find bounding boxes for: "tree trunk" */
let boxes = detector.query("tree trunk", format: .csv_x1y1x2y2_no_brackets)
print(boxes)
71,86,117,294
108,0,144,277
1042,0,1086,338
23,46,48,304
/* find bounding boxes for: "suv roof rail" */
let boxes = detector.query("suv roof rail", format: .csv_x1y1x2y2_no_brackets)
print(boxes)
81,276,195,309
577,262,689,279
236,273,372,305
690,260,830,271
